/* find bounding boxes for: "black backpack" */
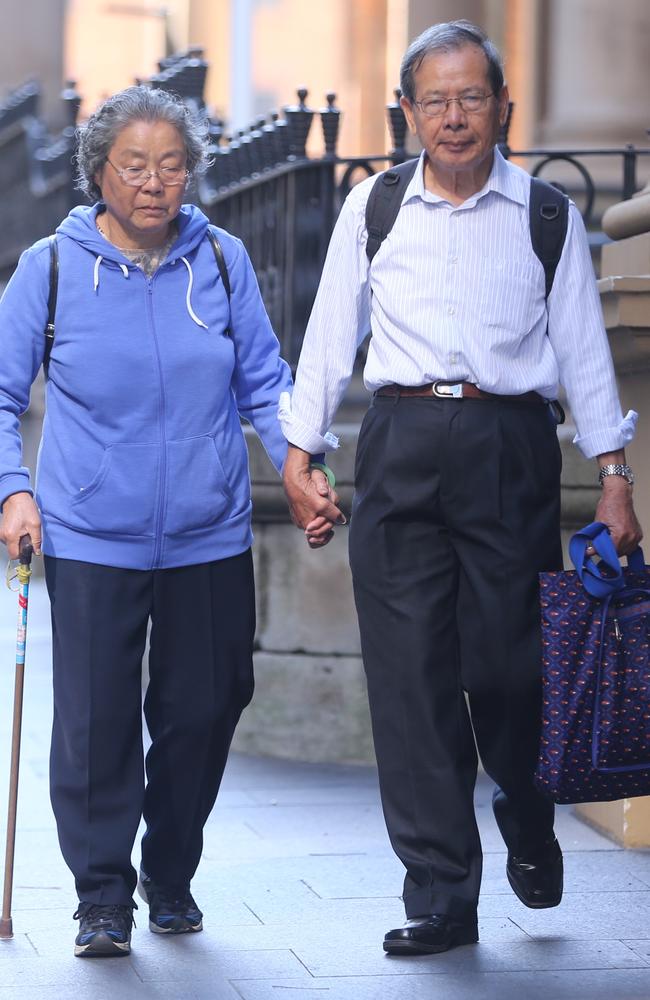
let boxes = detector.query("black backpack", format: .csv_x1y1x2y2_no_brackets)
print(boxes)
42,227,231,375
364,159,569,301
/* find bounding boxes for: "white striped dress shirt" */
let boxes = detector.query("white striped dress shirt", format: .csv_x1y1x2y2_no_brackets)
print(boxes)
279,148,636,459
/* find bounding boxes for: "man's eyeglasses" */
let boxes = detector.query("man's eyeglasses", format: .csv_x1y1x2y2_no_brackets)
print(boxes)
106,158,189,187
413,93,495,118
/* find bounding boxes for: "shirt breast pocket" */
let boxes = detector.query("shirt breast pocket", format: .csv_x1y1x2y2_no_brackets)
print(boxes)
474,258,544,336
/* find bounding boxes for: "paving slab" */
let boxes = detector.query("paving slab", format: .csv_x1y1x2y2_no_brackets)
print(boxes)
229,970,650,1000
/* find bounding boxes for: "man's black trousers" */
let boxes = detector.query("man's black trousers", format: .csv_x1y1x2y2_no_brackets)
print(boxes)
44,550,255,906
348,394,563,921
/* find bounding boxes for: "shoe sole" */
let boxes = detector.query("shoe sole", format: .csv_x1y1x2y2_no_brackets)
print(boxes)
74,931,131,958
383,930,478,955
507,868,563,909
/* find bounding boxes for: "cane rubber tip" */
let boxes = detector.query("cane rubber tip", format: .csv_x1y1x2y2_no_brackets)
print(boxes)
0,916,13,939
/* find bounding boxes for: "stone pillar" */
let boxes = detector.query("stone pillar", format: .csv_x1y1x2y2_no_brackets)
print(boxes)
188,0,230,119
541,0,650,145
0,0,66,127
407,0,485,38
503,0,543,150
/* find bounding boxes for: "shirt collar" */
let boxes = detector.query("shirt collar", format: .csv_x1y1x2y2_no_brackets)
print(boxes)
403,146,526,209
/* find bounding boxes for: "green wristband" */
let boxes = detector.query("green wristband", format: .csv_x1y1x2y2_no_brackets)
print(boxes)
309,462,336,489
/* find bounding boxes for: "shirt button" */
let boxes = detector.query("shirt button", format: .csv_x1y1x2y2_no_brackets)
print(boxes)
447,306,455,316
450,353,459,364
451,256,458,264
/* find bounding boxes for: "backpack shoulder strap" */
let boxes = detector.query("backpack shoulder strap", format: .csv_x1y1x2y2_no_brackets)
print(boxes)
365,158,420,265
206,226,231,335
529,176,569,301
206,227,231,301
43,234,58,375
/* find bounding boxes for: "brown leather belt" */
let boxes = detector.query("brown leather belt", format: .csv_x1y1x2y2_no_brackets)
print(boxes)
375,381,545,404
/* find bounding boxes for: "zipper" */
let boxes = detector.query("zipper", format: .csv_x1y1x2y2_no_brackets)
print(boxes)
145,273,167,568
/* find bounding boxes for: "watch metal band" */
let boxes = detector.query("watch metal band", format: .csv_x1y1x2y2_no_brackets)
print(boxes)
598,463,634,487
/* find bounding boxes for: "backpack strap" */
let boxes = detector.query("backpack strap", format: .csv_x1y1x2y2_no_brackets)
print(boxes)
206,227,231,299
43,234,58,376
529,177,569,301
206,227,231,335
365,158,420,265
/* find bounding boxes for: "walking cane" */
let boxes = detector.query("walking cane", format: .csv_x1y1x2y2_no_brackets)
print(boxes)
0,535,33,940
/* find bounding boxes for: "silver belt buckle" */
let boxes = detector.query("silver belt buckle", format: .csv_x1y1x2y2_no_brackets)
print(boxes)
432,380,464,398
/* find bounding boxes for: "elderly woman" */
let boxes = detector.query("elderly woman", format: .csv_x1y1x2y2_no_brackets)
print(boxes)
0,86,328,958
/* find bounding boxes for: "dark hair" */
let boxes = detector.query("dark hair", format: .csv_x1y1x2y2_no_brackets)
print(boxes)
75,85,211,202
400,20,504,103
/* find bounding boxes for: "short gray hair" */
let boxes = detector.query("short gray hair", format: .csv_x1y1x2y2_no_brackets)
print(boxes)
400,20,504,103
75,85,211,202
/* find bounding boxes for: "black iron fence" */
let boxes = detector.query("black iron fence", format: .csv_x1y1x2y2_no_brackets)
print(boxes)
0,80,82,278
1,52,649,363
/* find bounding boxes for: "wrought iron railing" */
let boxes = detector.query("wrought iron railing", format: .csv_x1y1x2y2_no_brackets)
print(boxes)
0,79,82,277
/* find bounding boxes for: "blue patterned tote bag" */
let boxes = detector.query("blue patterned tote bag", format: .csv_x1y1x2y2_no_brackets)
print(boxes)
535,521,650,804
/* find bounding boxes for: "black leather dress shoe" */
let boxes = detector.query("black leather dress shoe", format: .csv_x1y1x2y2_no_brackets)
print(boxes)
507,836,563,908
383,913,478,955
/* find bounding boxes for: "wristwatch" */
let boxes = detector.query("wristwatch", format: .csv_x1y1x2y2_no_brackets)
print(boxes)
598,463,635,487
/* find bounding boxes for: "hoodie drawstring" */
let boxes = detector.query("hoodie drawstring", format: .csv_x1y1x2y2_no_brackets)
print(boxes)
180,257,208,329
93,255,103,292
93,257,129,292
91,253,207,331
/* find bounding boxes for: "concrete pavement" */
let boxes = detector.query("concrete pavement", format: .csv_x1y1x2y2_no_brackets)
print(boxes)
0,579,650,999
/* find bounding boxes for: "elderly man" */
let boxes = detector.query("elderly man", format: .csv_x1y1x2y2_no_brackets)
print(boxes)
281,20,642,955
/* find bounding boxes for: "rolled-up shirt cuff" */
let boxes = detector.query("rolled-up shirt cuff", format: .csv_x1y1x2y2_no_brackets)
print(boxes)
278,392,339,454
573,409,638,458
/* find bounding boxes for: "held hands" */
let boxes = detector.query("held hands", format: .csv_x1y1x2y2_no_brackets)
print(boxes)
283,446,346,549
0,492,42,560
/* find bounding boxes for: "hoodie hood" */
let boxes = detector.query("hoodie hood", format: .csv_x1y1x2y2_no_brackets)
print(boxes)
57,202,211,262
57,202,213,327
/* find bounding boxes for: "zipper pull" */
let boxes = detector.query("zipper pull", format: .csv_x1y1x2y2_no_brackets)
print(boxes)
613,618,622,642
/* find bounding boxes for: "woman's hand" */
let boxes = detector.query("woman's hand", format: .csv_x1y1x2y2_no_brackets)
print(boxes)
0,492,42,559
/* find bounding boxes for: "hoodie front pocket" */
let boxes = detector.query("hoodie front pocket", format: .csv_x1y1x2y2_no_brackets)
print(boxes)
163,435,235,535
69,443,158,536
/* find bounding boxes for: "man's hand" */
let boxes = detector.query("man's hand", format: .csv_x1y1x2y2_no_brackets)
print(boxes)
283,445,346,549
594,478,642,556
592,450,643,556
0,492,42,559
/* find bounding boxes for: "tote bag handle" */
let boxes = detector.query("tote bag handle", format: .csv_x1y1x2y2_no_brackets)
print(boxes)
569,521,645,599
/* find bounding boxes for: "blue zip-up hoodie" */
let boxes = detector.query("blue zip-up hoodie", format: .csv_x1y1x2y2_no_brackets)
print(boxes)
0,203,292,569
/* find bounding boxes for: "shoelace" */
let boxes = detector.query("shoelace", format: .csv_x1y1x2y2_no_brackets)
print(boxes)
73,903,136,930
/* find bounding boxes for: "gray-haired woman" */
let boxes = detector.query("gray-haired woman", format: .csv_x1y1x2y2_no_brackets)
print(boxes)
0,86,331,957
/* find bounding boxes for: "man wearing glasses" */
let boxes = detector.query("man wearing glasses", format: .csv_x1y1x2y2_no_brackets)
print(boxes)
281,21,642,955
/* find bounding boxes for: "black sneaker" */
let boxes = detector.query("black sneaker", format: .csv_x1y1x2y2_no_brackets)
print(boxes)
73,902,134,957
137,870,203,934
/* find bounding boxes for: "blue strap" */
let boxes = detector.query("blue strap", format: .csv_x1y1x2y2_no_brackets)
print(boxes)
569,521,645,598
627,547,646,573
